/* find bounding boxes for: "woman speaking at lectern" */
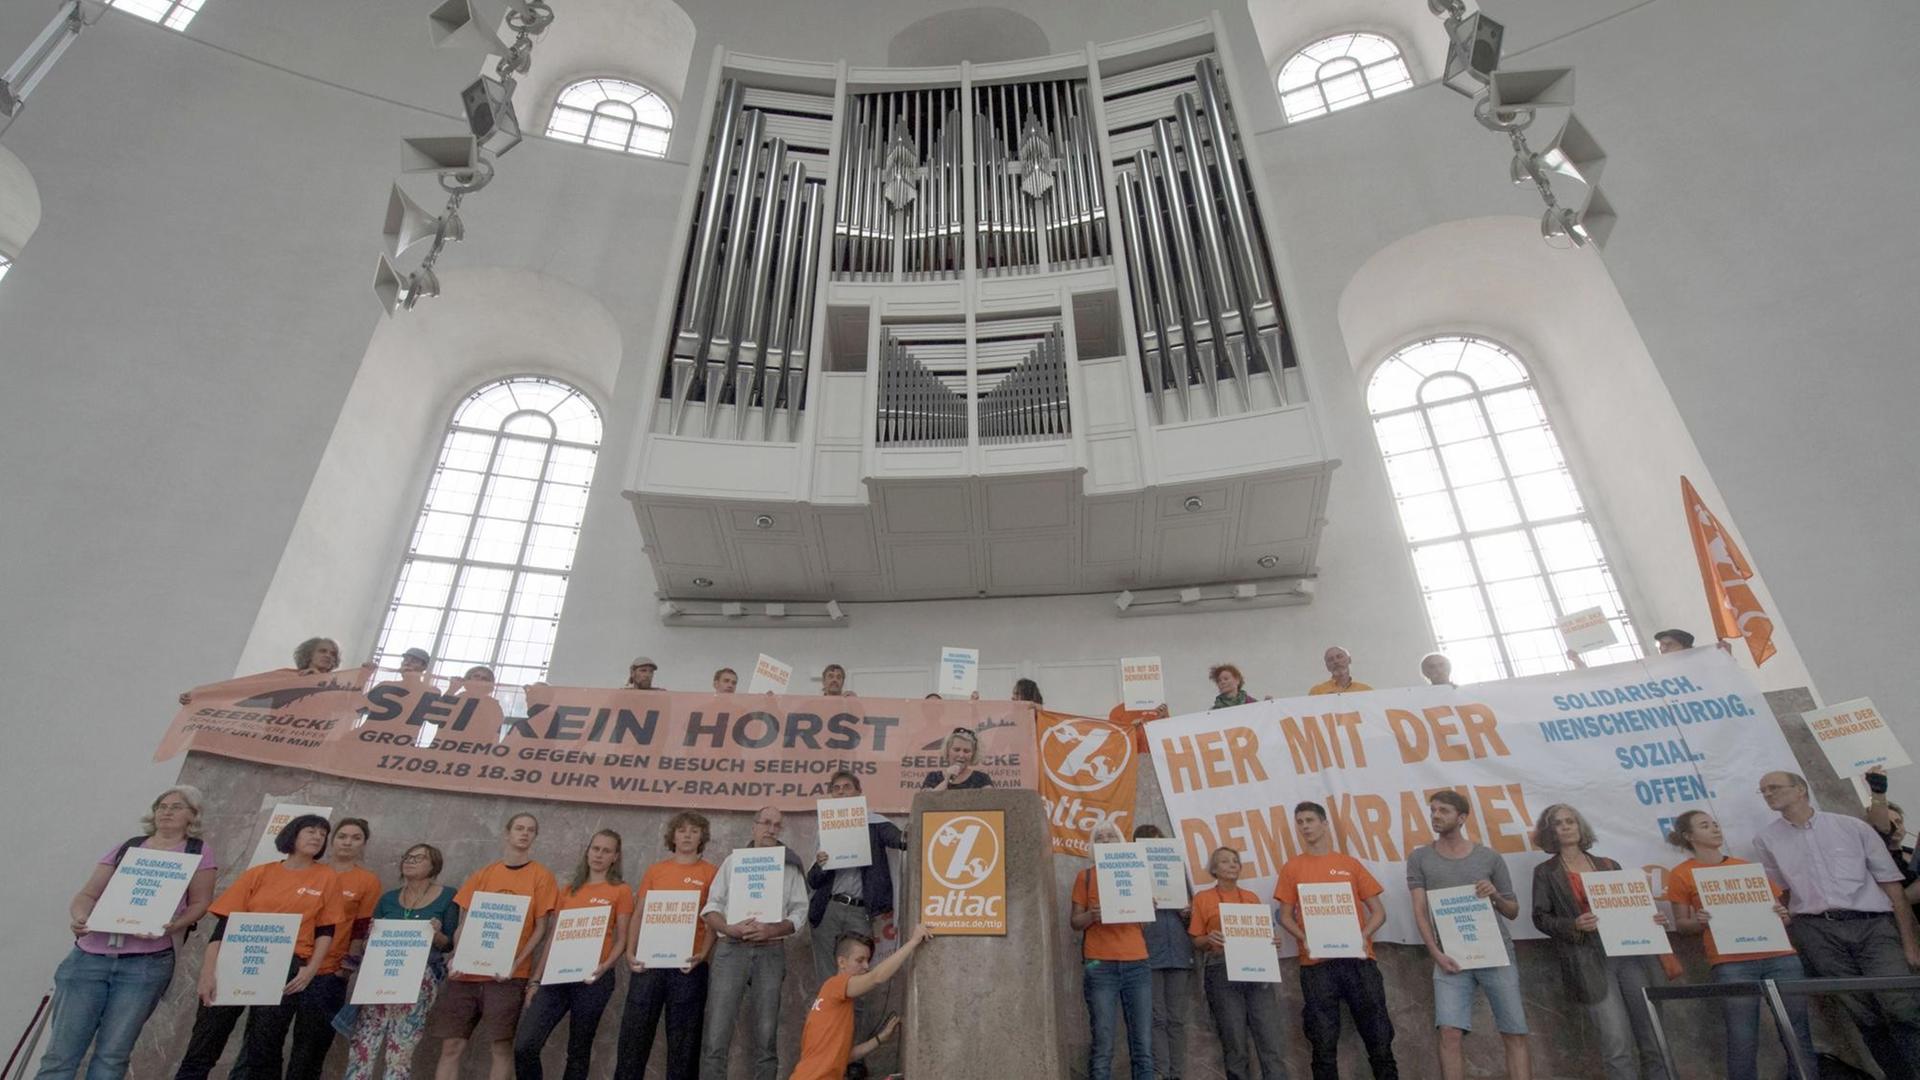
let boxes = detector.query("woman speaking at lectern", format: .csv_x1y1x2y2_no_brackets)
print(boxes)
923,728,992,790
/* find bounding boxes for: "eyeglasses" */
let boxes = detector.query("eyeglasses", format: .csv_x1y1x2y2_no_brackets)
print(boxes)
154,803,192,812
401,853,430,862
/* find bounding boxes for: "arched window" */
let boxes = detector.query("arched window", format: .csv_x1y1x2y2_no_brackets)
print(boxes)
0,254,11,283
109,0,204,30
545,78,673,158
373,377,602,694
1278,32,1413,123
1368,336,1641,682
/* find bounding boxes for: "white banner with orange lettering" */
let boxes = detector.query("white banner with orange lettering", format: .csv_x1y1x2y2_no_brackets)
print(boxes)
1148,649,1798,944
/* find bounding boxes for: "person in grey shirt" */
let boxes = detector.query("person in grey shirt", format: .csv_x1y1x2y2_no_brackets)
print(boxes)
1406,790,1532,1080
699,809,811,1080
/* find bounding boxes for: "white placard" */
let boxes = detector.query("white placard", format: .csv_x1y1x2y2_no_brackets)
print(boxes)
450,891,530,977
1426,885,1508,969
937,646,979,697
86,847,199,936
1120,657,1165,712
1219,902,1282,983
352,919,432,1004
540,907,611,985
249,803,333,867
1582,869,1673,957
1092,843,1153,924
1690,862,1792,956
1297,882,1368,960
1558,606,1619,653
724,846,787,924
1804,697,1911,773
1140,839,1187,910
634,890,701,967
817,797,872,870
214,912,300,1005
746,654,793,695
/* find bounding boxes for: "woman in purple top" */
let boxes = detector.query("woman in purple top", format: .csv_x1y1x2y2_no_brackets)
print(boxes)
37,786,220,1080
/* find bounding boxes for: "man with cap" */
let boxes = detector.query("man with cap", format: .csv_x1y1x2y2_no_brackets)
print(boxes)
397,647,435,690
628,657,659,690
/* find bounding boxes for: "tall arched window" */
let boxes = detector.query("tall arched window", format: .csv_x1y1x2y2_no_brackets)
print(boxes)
1368,336,1640,682
1278,32,1413,122
545,78,673,158
109,0,203,30
374,377,602,693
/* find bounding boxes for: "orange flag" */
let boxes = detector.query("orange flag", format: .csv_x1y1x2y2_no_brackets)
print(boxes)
1682,477,1776,666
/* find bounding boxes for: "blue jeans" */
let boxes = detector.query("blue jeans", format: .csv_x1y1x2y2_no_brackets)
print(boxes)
698,940,785,1080
1083,960,1152,1080
35,948,175,1080
1712,955,1817,1080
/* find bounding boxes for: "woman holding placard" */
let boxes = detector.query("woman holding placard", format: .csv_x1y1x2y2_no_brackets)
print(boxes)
175,814,347,1080
341,843,459,1080
616,812,719,1080
1070,822,1153,1080
922,728,992,790
1187,847,1288,1080
1663,810,1815,1080
37,786,218,1080
515,829,633,1080
1529,804,1669,1080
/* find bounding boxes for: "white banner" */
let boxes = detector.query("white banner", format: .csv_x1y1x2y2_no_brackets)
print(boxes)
352,919,432,1004
818,797,872,870
634,890,701,967
1147,650,1796,946
450,892,529,978
214,913,300,1004
86,848,199,936
540,907,611,985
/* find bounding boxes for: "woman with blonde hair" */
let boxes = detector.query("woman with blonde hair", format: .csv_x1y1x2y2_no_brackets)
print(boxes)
923,728,992,789
37,787,218,1080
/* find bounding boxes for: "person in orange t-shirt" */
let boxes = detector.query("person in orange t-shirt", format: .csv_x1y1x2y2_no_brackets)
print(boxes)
176,814,348,1080
787,924,930,1080
1110,702,1171,754
515,829,633,1080
1188,846,1289,1080
427,811,559,1080
1272,802,1398,1080
1071,823,1152,1080
1308,645,1373,696
269,816,381,1080
1664,810,1814,1080
616,811,720,1080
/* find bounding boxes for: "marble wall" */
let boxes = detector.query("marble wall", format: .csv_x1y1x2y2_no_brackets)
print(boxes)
106,688,1871,1078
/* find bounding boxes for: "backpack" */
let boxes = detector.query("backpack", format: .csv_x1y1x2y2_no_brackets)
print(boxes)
110,835,206,939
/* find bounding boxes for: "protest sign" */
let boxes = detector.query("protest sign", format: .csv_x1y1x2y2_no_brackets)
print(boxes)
85,847,199,936
747,655,793,695
921,811,1007,935
1092,843,1153,923
1219,902,1282,983
1691,862,1791,955
1558,606,1619,653
725,847,787,924
1426,886,1507,969
938,647,979,697
1803,698,1910,774
450,892,530,978
634,890,700,967
1583,869,1672,956
540,907,611,985
1120,657,1165,712
818,796,872,870
214,913,300,1004
351,920,432,1004
1297,882,1368,960
1141,839,1187,909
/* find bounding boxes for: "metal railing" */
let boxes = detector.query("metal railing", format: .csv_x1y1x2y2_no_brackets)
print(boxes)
1642,974,1920,1080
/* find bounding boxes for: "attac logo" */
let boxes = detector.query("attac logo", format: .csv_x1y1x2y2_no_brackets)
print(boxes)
1035,711,1140,858
1040,718,1134,794
920,810,1007,935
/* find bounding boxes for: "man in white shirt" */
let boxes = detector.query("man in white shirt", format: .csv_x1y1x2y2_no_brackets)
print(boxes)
698,807,810,1080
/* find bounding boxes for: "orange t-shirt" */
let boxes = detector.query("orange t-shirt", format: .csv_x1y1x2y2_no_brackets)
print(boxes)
636,858,721,961
1188,884,1262,948
1073,869,1148,962
556,881,635,966
209,861,348,962
789,972,857,1080
1308,679,1373,696
454,859,559,981
1109,704,1161,754
318,865,383,975
1272,852,1381,964
1665,856,1795,965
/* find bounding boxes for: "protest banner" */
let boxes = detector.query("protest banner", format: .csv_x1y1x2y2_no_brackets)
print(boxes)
1141,839,1187,909
747,655,793,695
156,675,1036,813
938,646,980,697
85,848,199,936
1426,887,1507,969
634,890,701,967
450,892,530,978
1297,882,1368,960
818,796,872,869
1558,606,1619,653
1690,862,1791,955
1120,657,1165,712
1147,649,1796,946
921,811,1007,935
1036,710,1138,858
215,913,300,1004
249,802,334,868
540,907,612,985
1092,843,1153,923
1803,698,1910,774
725,847,787,924
352,919,432,1004
1582,869,1672,956
1219,902,1282,983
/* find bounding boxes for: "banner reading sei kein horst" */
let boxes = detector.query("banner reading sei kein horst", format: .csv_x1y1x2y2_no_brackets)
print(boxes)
1148,649,1797,947
157,676,1035,813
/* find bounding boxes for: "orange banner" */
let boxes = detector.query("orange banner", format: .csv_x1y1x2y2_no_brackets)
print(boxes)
919,810,1007,935
157,670,1036,813
1035,710,1139,858
1682,476,1777,666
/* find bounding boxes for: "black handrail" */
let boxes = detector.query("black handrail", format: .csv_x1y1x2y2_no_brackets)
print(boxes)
1641,974,1920,1080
